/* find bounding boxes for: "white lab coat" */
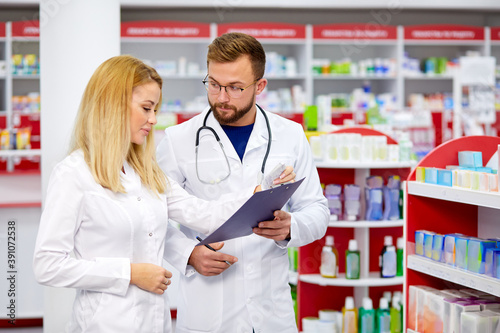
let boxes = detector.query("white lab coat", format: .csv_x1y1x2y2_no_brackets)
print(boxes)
158,106,329,333
33,149,251,333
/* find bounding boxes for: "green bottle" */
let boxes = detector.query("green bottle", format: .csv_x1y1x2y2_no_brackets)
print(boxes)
396,237,404,277
359,297,376,333
390,296,402,333
345,239,360,279
376,298,391,333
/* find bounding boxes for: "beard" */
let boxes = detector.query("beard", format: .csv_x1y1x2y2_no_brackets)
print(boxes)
209,97,254,125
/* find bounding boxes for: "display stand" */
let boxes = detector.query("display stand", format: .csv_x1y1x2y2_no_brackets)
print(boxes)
405,135,500,330
297,127,411,331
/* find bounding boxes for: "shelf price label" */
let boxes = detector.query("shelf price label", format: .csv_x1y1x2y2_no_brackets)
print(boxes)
313,23,397,40
217,22,306,39
404,24,485,41
12,20,39,38
121,21,211,39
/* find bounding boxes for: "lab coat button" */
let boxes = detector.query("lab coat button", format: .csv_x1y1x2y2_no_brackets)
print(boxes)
149,232,153,237
247,264,253,272
246,298,251,304
137,197,141,201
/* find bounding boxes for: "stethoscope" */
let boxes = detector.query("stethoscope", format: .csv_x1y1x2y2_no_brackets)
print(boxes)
195,104,272,185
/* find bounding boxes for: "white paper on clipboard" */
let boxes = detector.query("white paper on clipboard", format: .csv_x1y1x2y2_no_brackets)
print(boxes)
197,178,305,245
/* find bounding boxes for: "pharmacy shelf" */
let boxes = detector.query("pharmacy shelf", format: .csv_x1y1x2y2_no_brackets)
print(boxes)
266,74,307,79
0,149,41,157
316,161,415,169
407,181,500,210
407,255,500,298
403,74,454,80
12,74,40,79
299,273,404,287
313,75,396,80
329,219,404,228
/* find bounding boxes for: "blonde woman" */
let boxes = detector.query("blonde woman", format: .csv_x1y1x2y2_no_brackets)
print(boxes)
33,55,293,333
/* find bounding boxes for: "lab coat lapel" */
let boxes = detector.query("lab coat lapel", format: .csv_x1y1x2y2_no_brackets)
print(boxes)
245,106,270,154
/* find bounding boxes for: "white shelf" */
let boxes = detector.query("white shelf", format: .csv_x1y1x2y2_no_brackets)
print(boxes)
313,74,397,80
299,273,404,287
329,219,404,228
121,38,211,43
0,149,41,158
404,74,454,80
12,74,40,79
407,255,500,297
160,74,204,80
266,74,307,80
289,271,298,285
408,181,500,210
316,161,415,169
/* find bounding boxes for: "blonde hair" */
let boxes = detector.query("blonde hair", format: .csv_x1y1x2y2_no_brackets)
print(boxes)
70,55,167,195
207,32,266,80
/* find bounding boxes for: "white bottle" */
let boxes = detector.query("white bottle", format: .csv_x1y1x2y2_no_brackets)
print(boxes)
320,235,339,278
380,236,397,278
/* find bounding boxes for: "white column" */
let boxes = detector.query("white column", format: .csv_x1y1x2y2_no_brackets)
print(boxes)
40,1,120,332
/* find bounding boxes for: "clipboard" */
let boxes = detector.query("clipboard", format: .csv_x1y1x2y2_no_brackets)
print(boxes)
197,178,305,245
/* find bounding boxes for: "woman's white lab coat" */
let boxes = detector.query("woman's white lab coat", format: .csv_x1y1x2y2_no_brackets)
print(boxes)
33,149,250,333
158,107,329,332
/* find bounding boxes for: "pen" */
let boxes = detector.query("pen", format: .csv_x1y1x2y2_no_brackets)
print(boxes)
196,236,232,266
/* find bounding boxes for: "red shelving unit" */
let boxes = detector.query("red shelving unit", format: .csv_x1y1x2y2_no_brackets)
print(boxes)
405,135,500,331
297,127,412,331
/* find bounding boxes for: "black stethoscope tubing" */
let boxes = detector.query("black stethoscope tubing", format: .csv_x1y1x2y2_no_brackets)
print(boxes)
195,104,272,183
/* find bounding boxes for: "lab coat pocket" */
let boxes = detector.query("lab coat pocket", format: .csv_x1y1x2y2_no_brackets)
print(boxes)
177,275,223,331
270,253,295,319
75,289,104,330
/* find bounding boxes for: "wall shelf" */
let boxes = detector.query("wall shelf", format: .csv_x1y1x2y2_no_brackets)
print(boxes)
316,161,415,169
408,181,500,209
329,219,404,228
300,273,404,287
407,255,500,298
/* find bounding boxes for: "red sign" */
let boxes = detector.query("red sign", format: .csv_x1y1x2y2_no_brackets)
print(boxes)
0,23,5,38
491,27,500,41
313,23,397,40
12,20,39,37
121,21,210,38
217,22,306,39
404,24,484,41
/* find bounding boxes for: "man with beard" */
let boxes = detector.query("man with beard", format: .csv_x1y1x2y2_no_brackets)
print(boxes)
157,32,329,333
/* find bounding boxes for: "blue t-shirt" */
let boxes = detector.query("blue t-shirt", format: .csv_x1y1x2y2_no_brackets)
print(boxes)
221,123,254,161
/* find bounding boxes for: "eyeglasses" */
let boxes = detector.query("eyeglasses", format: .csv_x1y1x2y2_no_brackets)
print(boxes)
202,74,261,99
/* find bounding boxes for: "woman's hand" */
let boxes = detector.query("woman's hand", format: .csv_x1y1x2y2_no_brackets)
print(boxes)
130,263,172,295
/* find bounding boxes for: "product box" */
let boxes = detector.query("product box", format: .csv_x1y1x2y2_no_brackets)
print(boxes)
415,230,435,257
425,167,438,184
461,311,500,333
416,166,425,183
423,290,447,333
437,169,452,187
408,285,437,332
467,238,497,274
458,151,483,168
444,233,464,266
455,236,470,270
432,234,445,262
486,248,500,278
443,299,481,333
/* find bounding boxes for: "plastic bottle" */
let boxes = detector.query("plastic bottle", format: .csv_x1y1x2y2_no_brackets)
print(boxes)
379,236,397,278
376,297,391,333
396,237,404,277
345,239,360,279
390,296,402,333
342,296,358,333
320,235,339,278
359,297,376,333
